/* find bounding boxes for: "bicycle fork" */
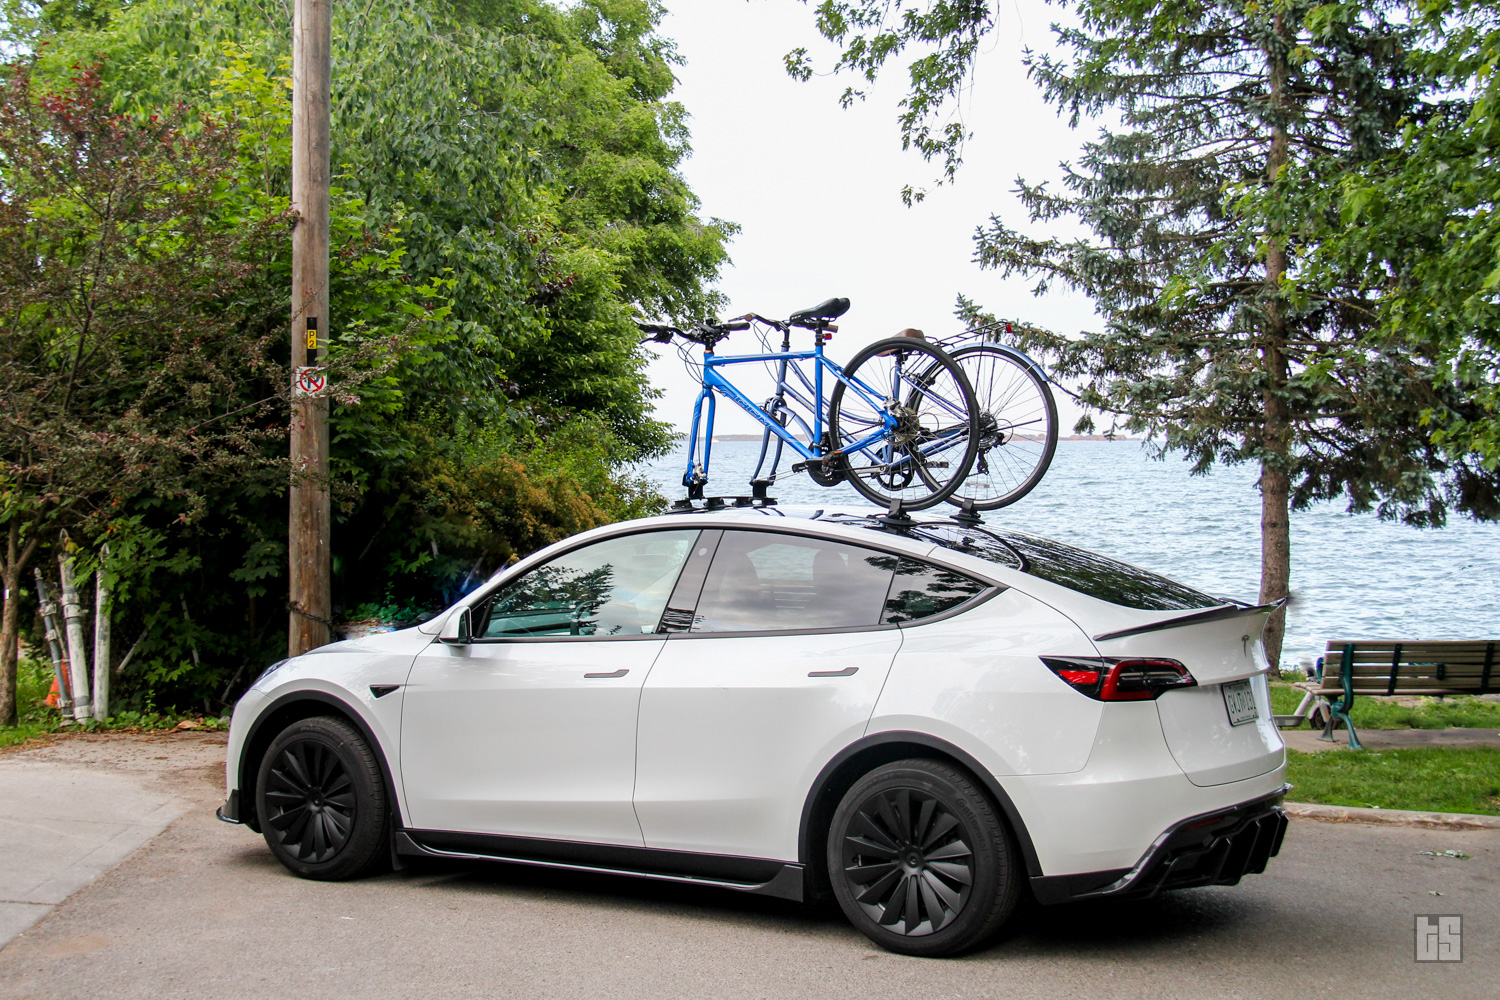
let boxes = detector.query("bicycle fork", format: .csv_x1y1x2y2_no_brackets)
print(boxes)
681,386,716,499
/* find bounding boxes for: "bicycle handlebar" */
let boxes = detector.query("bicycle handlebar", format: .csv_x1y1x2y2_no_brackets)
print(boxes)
637,305,841,349
636,318,750,347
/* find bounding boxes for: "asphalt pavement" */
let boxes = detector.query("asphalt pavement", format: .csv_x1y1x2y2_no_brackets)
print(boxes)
1,732,1496,1000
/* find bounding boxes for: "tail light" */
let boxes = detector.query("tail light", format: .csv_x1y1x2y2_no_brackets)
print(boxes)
1041,656,1196,701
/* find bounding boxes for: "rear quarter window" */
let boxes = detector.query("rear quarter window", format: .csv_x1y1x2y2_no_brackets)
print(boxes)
881,558,991,624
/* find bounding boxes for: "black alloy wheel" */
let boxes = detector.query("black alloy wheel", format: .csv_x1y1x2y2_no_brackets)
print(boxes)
256,716,389,880
828,760,1020,957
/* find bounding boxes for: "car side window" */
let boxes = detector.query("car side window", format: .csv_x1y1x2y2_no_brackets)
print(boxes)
474,530,699,638
881,557,992,625
690,531,899,633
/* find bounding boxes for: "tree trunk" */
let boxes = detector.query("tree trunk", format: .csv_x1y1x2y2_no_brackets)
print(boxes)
0,522,41,727
1259,14,1293,668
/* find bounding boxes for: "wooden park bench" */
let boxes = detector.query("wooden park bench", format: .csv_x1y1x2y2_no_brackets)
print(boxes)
1279,640,1499,748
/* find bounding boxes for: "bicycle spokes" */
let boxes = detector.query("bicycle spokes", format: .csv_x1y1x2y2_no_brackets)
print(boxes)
941,344,1058,510
828,338,979,511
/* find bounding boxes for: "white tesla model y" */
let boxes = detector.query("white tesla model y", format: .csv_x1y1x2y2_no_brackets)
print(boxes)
220,506,1288,957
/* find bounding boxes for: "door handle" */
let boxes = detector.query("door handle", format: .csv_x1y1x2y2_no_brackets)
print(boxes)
584,668,630,679
808,666,859,678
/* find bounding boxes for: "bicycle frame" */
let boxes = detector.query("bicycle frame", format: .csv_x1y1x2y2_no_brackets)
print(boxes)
679,333,896,494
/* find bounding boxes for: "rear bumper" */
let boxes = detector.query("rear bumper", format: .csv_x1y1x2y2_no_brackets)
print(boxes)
1031,784,1289,904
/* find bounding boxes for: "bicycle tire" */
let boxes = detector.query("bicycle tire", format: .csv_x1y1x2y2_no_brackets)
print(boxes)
827,338,979,511
940,344,1058,510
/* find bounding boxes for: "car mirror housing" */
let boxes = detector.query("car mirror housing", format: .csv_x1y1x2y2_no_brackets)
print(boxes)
438,607,473,645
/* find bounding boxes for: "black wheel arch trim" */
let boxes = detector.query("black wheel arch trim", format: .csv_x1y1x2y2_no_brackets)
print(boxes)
798,731,1043,882
235,689,404,833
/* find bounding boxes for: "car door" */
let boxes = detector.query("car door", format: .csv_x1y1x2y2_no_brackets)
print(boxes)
401,528,700,847
632,528,905,862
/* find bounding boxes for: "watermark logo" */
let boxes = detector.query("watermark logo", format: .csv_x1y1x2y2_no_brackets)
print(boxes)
1415,914,1462,962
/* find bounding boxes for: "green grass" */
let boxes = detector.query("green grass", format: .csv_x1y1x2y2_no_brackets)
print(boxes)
1,657,228,750
1270,682,1500,730
1286,747,1500,816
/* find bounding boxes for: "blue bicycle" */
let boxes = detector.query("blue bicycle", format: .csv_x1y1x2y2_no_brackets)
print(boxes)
639,297,980,511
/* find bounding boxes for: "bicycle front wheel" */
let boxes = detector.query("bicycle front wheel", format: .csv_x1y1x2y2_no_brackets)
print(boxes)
943,344,1058,510
828,338,979,511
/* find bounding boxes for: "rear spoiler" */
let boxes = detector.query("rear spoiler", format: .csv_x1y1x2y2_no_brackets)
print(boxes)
1092,597,1288,643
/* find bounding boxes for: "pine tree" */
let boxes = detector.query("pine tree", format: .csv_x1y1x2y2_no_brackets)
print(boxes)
796,0,1500,665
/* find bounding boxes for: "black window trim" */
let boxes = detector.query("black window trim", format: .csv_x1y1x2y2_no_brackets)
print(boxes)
453,521,1007,643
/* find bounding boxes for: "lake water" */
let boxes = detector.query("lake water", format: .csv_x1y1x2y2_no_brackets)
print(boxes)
639,439,1500,668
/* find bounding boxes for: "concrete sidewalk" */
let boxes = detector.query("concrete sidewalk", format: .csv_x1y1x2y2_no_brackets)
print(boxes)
0,747,193,948
1282,726,1500,753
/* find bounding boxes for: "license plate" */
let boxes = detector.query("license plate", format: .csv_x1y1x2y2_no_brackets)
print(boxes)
1222,678,1258,726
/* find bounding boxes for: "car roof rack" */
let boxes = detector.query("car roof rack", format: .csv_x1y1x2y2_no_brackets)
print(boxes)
668,495,779,513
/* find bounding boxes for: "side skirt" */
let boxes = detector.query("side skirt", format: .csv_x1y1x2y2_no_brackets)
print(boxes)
394,830,805,903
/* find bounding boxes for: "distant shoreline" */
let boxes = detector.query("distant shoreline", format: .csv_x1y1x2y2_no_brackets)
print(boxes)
704,433,1142,443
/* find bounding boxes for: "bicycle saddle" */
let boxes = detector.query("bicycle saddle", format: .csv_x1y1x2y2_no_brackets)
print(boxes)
789,297,850,324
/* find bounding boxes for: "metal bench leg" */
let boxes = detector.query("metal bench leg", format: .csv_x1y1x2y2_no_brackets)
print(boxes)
1275,690,1319,729
1338,712,1362,750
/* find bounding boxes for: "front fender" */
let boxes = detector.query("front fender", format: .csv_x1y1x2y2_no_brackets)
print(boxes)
227,636,427,829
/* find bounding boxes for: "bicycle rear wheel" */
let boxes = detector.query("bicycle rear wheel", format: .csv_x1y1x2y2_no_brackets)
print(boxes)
942,344,1058,510
828,338,979,511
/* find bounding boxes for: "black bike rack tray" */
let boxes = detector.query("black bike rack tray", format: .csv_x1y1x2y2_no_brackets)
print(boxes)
668,495,778,513
872,498,918,529
951,499,985,527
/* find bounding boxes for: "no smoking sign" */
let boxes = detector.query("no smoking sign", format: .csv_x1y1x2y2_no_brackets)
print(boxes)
294,367,328,397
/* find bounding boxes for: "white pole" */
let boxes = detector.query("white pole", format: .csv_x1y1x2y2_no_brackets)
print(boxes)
57,531,91,722
92,544,111,722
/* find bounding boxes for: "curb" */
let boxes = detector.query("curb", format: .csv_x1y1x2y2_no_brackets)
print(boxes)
1286,801,1500,831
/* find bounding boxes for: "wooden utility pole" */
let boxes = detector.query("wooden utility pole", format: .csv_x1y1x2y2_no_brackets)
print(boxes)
288,0,333,656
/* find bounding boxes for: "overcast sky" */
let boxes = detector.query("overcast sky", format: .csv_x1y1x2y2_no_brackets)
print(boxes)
647,0,1102,435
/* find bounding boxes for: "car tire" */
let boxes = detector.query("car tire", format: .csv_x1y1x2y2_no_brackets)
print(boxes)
255,716,389,881
827,759,1020,957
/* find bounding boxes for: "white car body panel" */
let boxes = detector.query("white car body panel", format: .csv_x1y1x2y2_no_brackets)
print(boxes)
1094,605,1286,787
401,636,665,846
634,630,902,860
1155,674,1284,786
1009,702,1288,874
868,588,1104,775
226,627,432,820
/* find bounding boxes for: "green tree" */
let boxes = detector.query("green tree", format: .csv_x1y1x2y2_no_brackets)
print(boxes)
0,63,288,723
1,0,731,711
794,0,1500,665
1286,0,1500,486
